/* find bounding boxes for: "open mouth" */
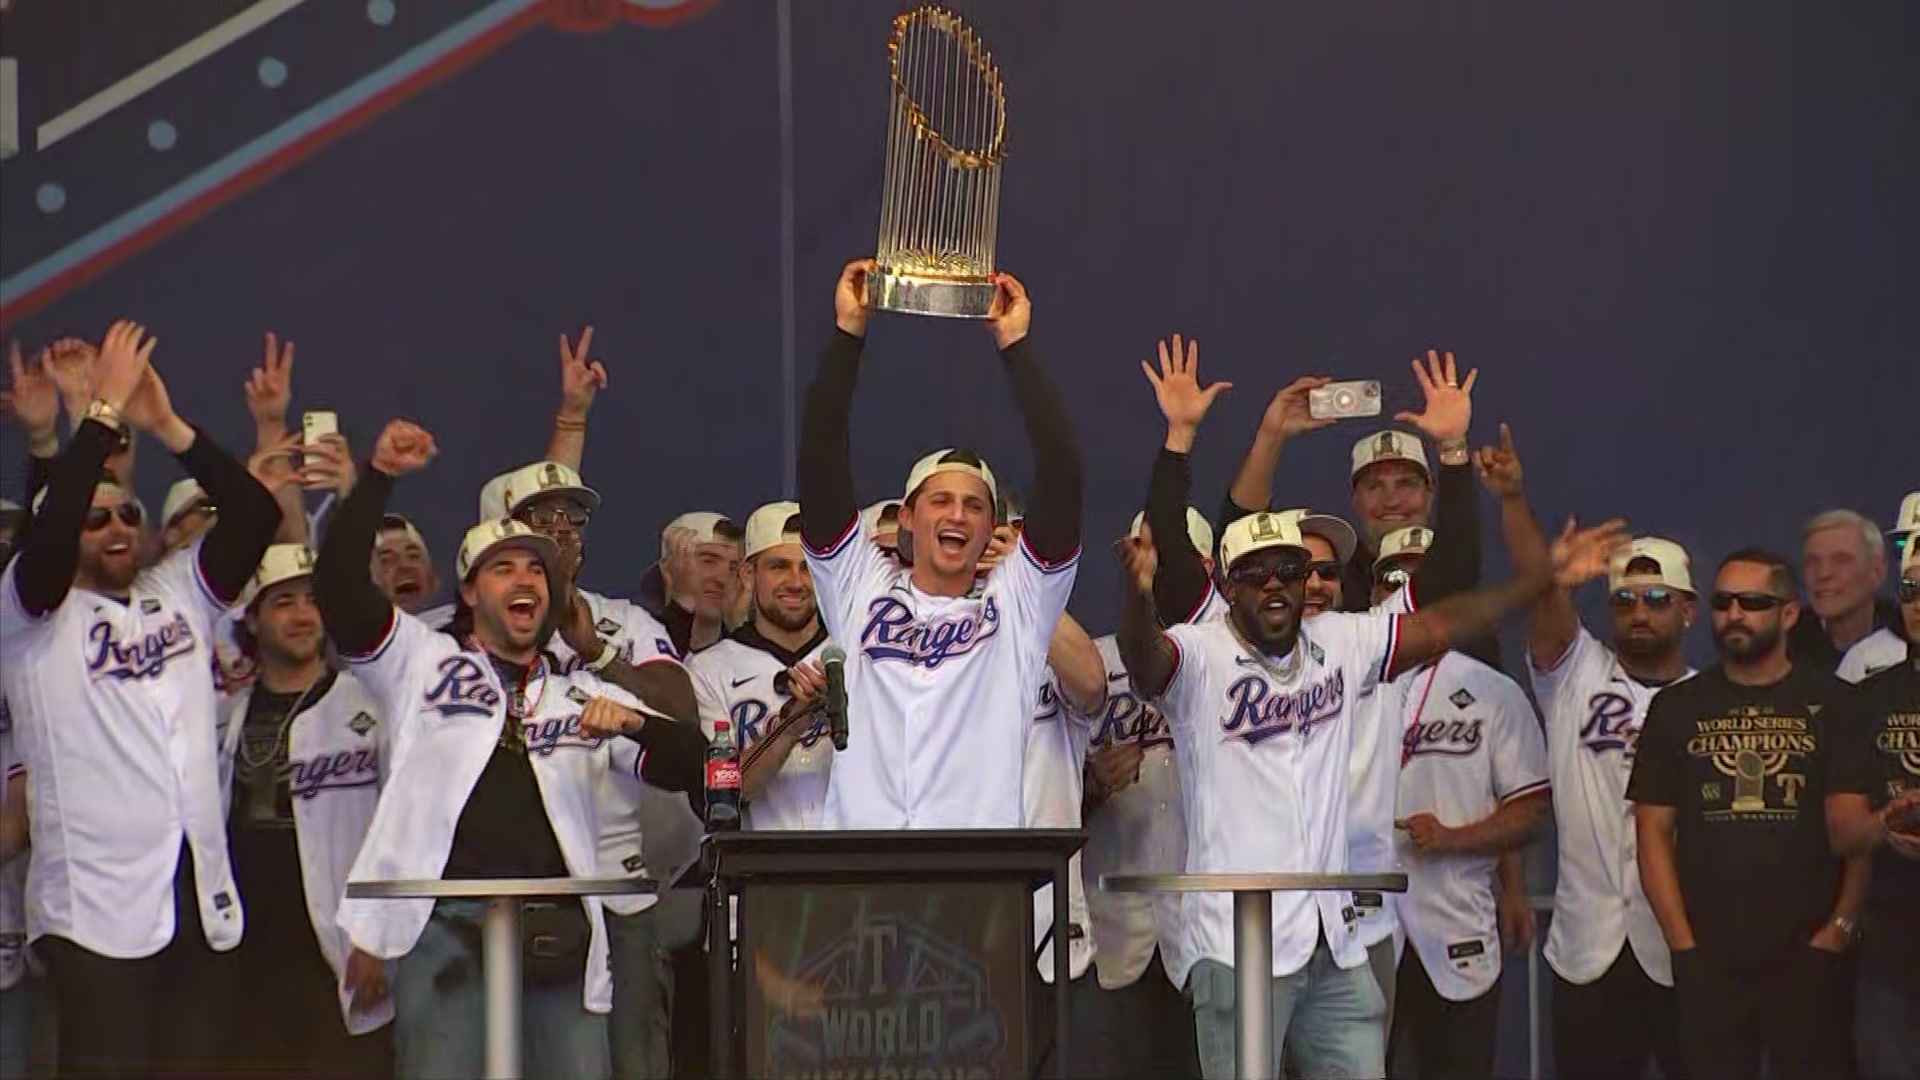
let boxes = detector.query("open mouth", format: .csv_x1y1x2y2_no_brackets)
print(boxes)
1260,593,1293,616
505,592,540,627
103,540,133,557
392,575,421,599
936,527,969,556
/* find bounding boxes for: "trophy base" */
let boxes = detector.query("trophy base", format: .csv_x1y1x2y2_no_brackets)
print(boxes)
871,269,997,319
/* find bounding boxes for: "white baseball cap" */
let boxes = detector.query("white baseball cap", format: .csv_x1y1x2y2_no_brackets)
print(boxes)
745,501,803,559
1278,509,1358,566
161,478,211,527
1373,525,1434,570
1350,430,1430,484
1127,508,1215,562
1609,536,1694,595
862,499,903,539
376,513,430,552
479,461,600,521
456,518,559,581
1218,511,1312,571
1891,492,1920,538
240,542,316,609
662,511,743,558
903,448,998,505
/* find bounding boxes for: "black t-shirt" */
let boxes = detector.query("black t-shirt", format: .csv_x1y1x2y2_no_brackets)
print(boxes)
230,671,337,949
1626,664,1844,973
1827,660,1920,970
441,656,570,881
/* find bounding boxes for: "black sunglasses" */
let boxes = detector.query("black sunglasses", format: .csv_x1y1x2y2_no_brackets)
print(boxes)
1899,578,1919,603
1227,559,1310,587
85,504,145,531
1709,591,1786,613
1305,561,1344,583
520,505,590,529
1610,587,1678,612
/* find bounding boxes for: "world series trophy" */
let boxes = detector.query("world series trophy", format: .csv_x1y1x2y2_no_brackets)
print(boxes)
871,6,1008,319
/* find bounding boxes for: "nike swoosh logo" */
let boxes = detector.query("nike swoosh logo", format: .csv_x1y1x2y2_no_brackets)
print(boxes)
731,677,755,688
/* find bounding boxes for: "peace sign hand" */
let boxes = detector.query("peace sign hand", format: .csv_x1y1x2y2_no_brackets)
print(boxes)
557,326,608,420
245,332,295,428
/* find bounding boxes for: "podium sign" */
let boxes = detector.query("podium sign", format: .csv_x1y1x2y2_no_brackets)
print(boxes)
744,881,1027,1079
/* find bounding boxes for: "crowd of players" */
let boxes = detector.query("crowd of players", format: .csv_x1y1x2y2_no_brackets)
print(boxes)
0,261,1913,1080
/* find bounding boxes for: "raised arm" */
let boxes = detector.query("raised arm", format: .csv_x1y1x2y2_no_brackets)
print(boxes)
797,261,872,552
1394,352,1481,603
1475,424,1578,668
3,342,64,503
1117,528,1179,700
1221,375,1334,529
987,274,1082,564
243,332,306,545
1141,335,1231,622
544,325,606,469
1048,612,1106,716
315,421,435,655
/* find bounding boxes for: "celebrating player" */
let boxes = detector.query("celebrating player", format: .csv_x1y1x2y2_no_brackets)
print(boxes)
0,321,282,1077
796,260,1083,829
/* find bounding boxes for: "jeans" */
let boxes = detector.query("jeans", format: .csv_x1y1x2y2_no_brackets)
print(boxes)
393,899,609,1080
1856,957,1920,1080
606,907,672,1080
1190,943,1387,1080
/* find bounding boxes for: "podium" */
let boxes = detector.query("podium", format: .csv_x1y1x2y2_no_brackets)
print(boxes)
701,829,1087,1079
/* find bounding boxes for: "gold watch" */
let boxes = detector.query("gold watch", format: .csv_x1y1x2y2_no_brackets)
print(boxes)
1437,440,1470,467
84,398,125,432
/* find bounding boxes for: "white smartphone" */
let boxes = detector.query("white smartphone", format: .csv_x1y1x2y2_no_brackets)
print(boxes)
1307,380,1383,420
302,410,338,445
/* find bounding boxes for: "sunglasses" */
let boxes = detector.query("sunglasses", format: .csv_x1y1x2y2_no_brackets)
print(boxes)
1227,560,1310,587
1305,561,1344,583
1610,587,1678,612
1899,578,1920,603
1709,591,1787,613
520,505,590,529
85,504,145,531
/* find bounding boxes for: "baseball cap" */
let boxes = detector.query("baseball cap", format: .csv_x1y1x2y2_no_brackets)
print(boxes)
862,499,902,539
1891,492,1920,539
1217,511,1312,571
1127,508,1215,562
455,518,559,582
662,511,743,558
239,542,316,609
1279,509,1357,566
744,501,804,559
480,461,600,520
1373,526,1434,570
161,478,211,528
1608,536,1694,595
0,498,18,514
903,448,998,505
1350,430,1430,484
376,513,430,552
33,479,140,519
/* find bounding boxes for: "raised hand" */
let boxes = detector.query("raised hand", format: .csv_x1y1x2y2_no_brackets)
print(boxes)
45,337,98,421
245,332,295,429
370,420,437,477
1259,375,1337,440
1,343,60,443
580,696,644,738
556,326,608,420
121,366,185,446
299,432,357,496
1473,423,1525,500
1394,349,1478,447
1122,528,1158,599
985,271,1032,350
1550,517,1630,590
835,259,877,338
660,525,700,608
1140,334,1232,444
93,320,157,413
248,432,303,495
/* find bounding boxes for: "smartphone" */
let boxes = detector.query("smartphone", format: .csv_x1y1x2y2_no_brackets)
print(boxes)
302,410,338,445
1308,380,1383,420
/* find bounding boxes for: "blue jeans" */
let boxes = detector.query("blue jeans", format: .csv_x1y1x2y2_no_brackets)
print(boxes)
1189,944,1386,1080
1857,959,1920,1080
393,899,610,1080
605,907,671,1080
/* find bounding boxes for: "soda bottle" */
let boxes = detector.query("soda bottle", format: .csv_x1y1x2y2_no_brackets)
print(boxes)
705,719,742,831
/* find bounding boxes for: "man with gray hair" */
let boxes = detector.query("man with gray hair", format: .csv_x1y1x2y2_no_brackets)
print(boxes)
1795,508,1900,679
1836,494,1919,683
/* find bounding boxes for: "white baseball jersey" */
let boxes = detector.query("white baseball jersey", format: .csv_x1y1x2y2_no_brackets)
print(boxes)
805,520,1077,829
0,542,246,958
1528,627,1687,987
546,587,685,917
1027,670,1096,983
1394,652,1549,1001
216,672,391,1033
1343,588,1417,949
1839,627,1908,685
414,602,456,631
689,634,834,832
1159,608,1402,985
335,608,646,1014
0,706,25,992
1080,635,1188,990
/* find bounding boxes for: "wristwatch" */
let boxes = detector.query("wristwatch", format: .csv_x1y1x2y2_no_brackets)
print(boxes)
583,643,617,673
1437,440,1470,467
84,398,125,432
1831,915,1863,946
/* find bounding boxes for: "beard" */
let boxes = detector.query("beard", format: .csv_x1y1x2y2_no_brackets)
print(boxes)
1715,622,1781,663
759,595,817,634
260,631,324,668
1617,624,1677,662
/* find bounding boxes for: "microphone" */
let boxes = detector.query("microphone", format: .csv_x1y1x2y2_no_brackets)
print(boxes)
822,645,849,752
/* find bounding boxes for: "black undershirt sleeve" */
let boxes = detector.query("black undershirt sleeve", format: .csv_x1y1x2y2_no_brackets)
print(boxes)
1000,339,1083,564
11,420,117,617
632,719,706,794
315,466,397,656
179,425,280,606
1149,449,1209,625
1411,463,1482,604
796,330,865,553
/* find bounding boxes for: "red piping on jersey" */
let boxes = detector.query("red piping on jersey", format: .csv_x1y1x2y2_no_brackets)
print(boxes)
1018,531,1080,573
804,515,862,559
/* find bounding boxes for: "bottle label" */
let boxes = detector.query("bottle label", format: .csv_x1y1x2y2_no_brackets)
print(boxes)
707,758,742,792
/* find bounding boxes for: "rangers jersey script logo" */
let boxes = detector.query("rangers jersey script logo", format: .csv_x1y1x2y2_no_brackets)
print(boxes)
1403,716,1485,761
1223,671,1345,746
289,747,379,799
1581,691,1640,757
521,713,605,755
1090,679,1170,750
731,698,829,749
423,656,501,719
86,611,196,681
859,596,1001,669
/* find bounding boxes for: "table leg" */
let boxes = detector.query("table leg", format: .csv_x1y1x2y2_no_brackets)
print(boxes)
483,896,523,1080
1234,891,1274,1080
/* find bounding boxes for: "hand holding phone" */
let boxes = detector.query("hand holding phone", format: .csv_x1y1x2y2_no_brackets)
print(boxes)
1307,380,1382,420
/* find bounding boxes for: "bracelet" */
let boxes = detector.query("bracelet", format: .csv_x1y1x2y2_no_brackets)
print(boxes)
1437,441,1470,467
584,645,617,672
84,399,125,432
554,415,588,432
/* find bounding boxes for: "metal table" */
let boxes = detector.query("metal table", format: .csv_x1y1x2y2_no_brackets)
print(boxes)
1103,872,1408,1080
347,876,656,1080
